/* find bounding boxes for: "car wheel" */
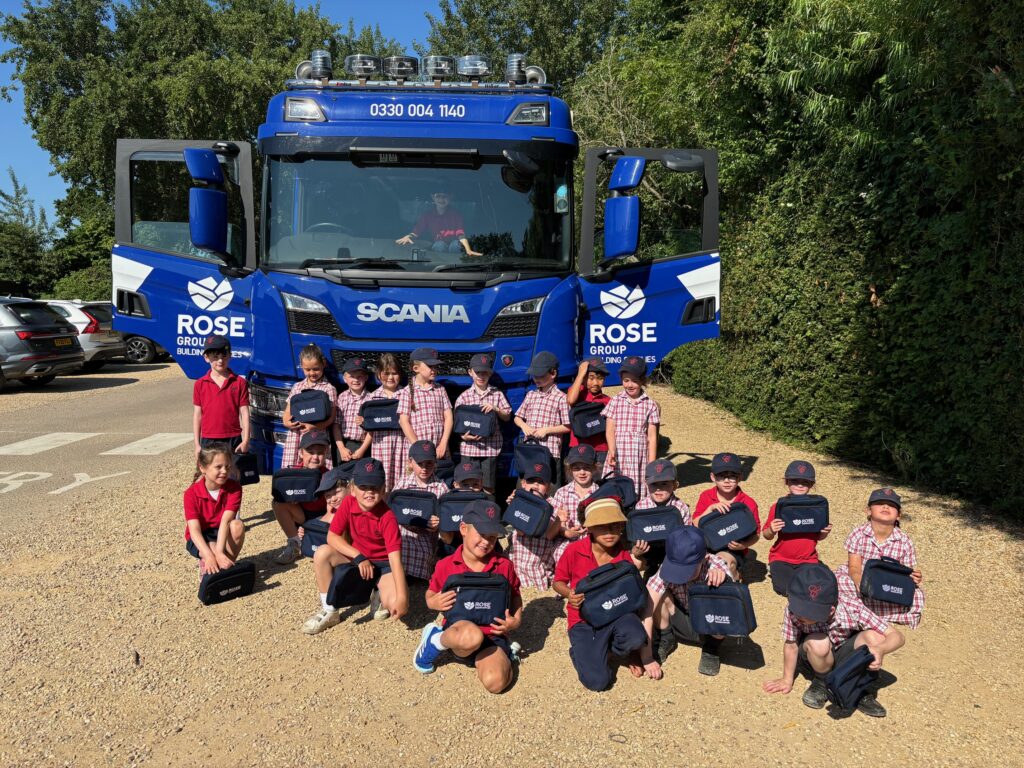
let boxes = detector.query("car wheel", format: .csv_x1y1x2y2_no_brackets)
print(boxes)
125,336,157,364
82,361,106,373
22,375,57,387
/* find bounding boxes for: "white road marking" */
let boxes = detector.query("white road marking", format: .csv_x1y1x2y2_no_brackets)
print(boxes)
0,432,102,456
49,471,132,495
101,433,194,456
0,471,53,493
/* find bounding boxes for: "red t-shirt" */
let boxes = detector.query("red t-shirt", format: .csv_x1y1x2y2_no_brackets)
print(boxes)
429,545,522,635
693,487,760,553
192,370,249,439
553,537,634,630
762,500,821,565
328,495,401,561
412,208,465,242
568,391,611,452
183,478,242,541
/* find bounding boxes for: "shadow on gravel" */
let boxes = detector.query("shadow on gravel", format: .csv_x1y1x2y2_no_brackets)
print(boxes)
17,375,141,394
723,637,766,671
516,595,565,658
249,554,285,595
242,508,279,530
667,452,761,490
742,554,767,585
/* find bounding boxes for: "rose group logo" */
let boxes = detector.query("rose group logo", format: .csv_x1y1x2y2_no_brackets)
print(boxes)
464,601,475,610
705,614,716,624
601,600,614,610
187,276,233,311
599,284,646,319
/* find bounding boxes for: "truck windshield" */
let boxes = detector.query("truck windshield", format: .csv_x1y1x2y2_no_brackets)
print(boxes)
264,156,571,273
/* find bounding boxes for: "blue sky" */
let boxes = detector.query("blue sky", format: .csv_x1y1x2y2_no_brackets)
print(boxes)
0,0,438,223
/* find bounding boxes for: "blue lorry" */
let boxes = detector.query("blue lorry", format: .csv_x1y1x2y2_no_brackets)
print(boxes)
111,52,721,473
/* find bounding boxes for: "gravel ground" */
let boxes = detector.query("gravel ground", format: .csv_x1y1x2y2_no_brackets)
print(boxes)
0,376,1021,767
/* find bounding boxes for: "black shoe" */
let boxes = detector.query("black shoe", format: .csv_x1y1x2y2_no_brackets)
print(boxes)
802,678,828,709
653,629,678,665
856,693,887,718
697,649,720,676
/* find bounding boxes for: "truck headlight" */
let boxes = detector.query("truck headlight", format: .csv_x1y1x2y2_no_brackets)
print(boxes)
496,297,545,316
281,292,330,313
285,97,326,122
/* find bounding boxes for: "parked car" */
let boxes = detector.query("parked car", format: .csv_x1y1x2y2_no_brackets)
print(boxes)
47,300,127,371
123,334,167,364
0,298,84,389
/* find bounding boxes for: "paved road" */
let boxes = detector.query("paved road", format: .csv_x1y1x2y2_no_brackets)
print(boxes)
0,368,192,503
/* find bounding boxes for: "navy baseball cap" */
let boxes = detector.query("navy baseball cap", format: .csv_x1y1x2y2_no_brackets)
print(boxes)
566,444,597,466
868,487,902,509
299,431,331,450
409,440,437,464
522,458,552,484
619,355,647,378
316,466,350,495
526,350,559,376
659,527,707,585
469,353,494,372
711,452,742,475
462,499,505,536
454,460,482,483
410,347,442,366
203,334,230,352
352,458,386,486
585,357,610,375
342,357,369,374
788,564,838,622
645,459,676,483
784,460,816,482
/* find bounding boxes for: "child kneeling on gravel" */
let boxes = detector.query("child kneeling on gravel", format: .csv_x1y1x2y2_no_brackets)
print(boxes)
413,500,523,693
273,431,331,564
184,444,245,574
302,458,408,634
763,564,905,718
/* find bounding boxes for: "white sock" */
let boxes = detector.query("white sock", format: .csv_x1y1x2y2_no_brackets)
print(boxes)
320,592,329,611
430,631,447,651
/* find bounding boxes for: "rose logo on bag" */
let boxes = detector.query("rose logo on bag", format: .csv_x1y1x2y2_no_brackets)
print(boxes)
882,584,891,593
705,614,716,624
464,601,475,610
601,600,614,610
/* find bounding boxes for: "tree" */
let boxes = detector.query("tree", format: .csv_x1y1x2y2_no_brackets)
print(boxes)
0,168,54,296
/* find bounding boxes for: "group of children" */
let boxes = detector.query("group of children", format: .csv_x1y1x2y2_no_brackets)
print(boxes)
186,334,925,715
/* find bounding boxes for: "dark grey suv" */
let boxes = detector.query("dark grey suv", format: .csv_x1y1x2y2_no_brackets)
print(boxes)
0,298,85,389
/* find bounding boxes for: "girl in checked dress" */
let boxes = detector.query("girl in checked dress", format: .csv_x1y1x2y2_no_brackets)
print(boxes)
398,347,453,460
281,343,337,470
392,440,447,581
603,355,661,496
365,354,405,492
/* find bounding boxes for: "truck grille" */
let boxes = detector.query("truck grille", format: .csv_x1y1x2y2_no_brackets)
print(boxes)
484,313,539,337
331,349,474,375
286,309,347,338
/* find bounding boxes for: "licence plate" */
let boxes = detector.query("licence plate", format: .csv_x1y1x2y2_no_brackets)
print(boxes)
54,337,72,347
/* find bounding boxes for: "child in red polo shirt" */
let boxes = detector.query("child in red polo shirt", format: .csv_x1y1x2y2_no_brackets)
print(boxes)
553,497,653,691
692,452,761,581
413,500,523,693
192,335,249,456
762,460,833,596
567,358,611,477
184,445,245,574
273,431,331,564
302,458,408,634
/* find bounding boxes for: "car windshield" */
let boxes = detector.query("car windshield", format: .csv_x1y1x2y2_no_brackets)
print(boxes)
263,155,572,273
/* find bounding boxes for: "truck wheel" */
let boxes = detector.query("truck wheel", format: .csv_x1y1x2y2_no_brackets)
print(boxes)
125,336,157,364
22,375,56,387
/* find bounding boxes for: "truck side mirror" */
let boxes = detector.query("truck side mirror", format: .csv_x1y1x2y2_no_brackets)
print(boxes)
662,151,704,173
183,148,229,257
602,156,644,261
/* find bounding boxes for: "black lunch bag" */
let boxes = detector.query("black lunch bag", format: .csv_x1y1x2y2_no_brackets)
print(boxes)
626,505,682,543
502,489,554,538
860,557,916,607
514,438,553,479
438,490,492,533
453,404,497,438
588,474,638,513
697,502,758,552
326,562,377,608
198,561,256,605
387,488,439,529
687,581,758,636
290,389,332,424
570,401,606,439
577,561,646,629
825,645,879,710
442,572,510,627
775,494,830,534
300,517,330,558
360,398,400,431
271,468,321,503
234,452,260,485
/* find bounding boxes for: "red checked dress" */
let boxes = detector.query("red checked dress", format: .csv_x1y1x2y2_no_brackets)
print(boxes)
392,474,448,580
515,385,570,459
835,522,925,629
453,385,511,458
367,387,405,492
551,481,598,562
281,379,337,470
602,391,661,496
507,490,559,589
335,388,369,443
397,382,451,454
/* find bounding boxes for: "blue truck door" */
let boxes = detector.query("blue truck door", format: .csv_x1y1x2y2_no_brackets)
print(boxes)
112,139,257,378
577,148,721,381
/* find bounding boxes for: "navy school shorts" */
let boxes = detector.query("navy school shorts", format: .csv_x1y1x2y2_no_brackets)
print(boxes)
200,435,242,451
451,632,512,667
185,529,219,558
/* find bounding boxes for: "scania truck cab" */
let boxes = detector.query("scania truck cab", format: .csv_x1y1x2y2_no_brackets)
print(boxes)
112,52,721,473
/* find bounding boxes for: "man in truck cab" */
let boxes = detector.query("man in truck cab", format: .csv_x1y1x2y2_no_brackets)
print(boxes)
395,190,482,257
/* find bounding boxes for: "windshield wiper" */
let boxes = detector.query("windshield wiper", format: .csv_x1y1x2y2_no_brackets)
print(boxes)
433,260,550,273
302,258,417,270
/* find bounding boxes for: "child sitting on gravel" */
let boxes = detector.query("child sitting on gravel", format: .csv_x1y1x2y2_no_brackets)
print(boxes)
692,452,761,581
184,444,245,574
273,431,330,564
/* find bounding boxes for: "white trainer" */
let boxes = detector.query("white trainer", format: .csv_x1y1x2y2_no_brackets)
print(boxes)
301,609,341,635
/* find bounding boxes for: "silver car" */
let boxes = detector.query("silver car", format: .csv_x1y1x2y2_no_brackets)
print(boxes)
0,298,84,389
47,300,127,371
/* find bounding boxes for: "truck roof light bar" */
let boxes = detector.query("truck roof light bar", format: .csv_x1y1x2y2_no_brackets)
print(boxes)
310,49,333,80
457,55,490,83
345,54,380,83
423,55,456,83
382,56,419,84
283,79,553,92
